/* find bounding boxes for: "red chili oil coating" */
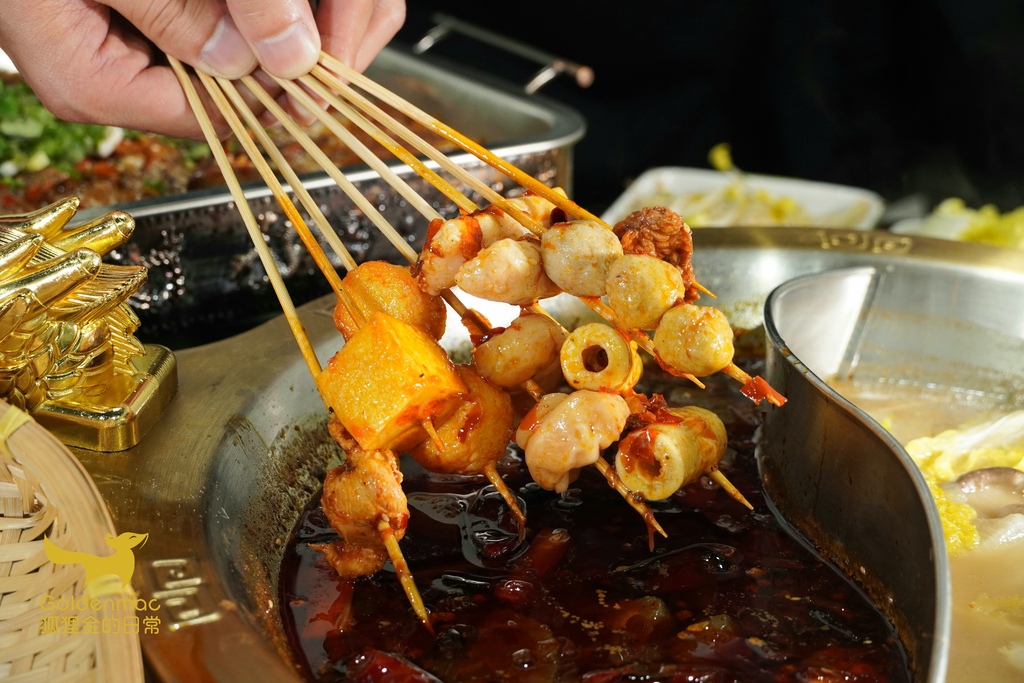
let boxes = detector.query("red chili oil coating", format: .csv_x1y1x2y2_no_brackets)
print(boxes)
280,361,910,683
615,428,657,477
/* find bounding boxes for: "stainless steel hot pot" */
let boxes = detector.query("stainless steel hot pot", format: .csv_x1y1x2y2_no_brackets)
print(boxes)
65,227,1024,681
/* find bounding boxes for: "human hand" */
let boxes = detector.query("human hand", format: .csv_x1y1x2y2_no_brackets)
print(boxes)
0,0,406,139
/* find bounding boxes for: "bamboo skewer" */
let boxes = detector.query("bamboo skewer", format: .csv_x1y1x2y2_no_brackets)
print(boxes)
317,52,602,230
170,57,435,632
240,72,536,533
201,48,752,509
167,58,321,383
169,49,774,631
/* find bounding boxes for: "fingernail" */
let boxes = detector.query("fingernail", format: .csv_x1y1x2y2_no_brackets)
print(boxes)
258,109,283,129
288,96,318,126
200,16,258,78
255,22,320,80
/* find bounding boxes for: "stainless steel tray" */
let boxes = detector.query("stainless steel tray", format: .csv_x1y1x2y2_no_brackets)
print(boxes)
70,228,1024,681
84,46,586,348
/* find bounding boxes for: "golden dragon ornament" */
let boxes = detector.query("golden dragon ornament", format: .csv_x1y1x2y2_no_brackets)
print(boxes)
0,197,176,451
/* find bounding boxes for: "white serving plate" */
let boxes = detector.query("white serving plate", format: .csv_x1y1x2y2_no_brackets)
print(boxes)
602,166,885,229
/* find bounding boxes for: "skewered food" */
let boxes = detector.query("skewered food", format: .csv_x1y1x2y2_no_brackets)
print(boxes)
455,237,561,305
558,322,642,393
614,205,699,303
415,191,566,296
472,312,566,389
409,364,526,526
318,312,466,452
332,260,446,341
165,50,788,637
313,420,408,580
314,195,770,629
615,405,727,501
604,254,687,329
539,219,622,297
515,390,631,493
653,303,736,377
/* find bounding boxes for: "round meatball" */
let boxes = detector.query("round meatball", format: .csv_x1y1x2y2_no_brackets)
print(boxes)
540,219,622,297
605,254,685,329
653,304,734,377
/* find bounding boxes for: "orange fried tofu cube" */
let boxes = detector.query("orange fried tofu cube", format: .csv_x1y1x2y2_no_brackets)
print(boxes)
319,312,467,452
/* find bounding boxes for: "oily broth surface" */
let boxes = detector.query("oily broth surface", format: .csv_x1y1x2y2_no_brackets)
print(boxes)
279,359,911,682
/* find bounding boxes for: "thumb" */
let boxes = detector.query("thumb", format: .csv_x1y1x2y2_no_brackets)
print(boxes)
226,0,322,79
105,0,258,79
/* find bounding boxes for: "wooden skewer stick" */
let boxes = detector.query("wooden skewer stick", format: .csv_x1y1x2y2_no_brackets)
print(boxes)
419,418,444,453
378,516,433,633
238,76,422,266
238,74,488,342
172,58,437,633
706,467,753,510
593,458,667,548
316,54,567,235
167,57,321,382
296,72,476,216
261,75,449,222
200,73,365,328
483,462,527,532
306,65,548,233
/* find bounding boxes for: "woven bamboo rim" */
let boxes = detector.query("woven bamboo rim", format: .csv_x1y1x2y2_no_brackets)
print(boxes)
0,399,143,682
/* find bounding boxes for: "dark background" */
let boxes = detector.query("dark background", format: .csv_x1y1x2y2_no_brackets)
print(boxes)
392,0,1024,219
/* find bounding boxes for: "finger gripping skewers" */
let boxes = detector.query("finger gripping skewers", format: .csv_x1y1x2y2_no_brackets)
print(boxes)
167,51,785,633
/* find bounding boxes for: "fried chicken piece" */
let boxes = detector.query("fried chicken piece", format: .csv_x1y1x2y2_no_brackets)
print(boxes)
312,416,410,579
613,206,699,303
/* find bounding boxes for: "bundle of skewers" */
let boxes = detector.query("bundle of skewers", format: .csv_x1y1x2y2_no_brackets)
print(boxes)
166,52,787,633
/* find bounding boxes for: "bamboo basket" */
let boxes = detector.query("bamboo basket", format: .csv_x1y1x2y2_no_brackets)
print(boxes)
0,399,144,682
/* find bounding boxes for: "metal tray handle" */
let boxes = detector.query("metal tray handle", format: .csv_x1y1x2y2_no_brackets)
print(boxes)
413,13,594,94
